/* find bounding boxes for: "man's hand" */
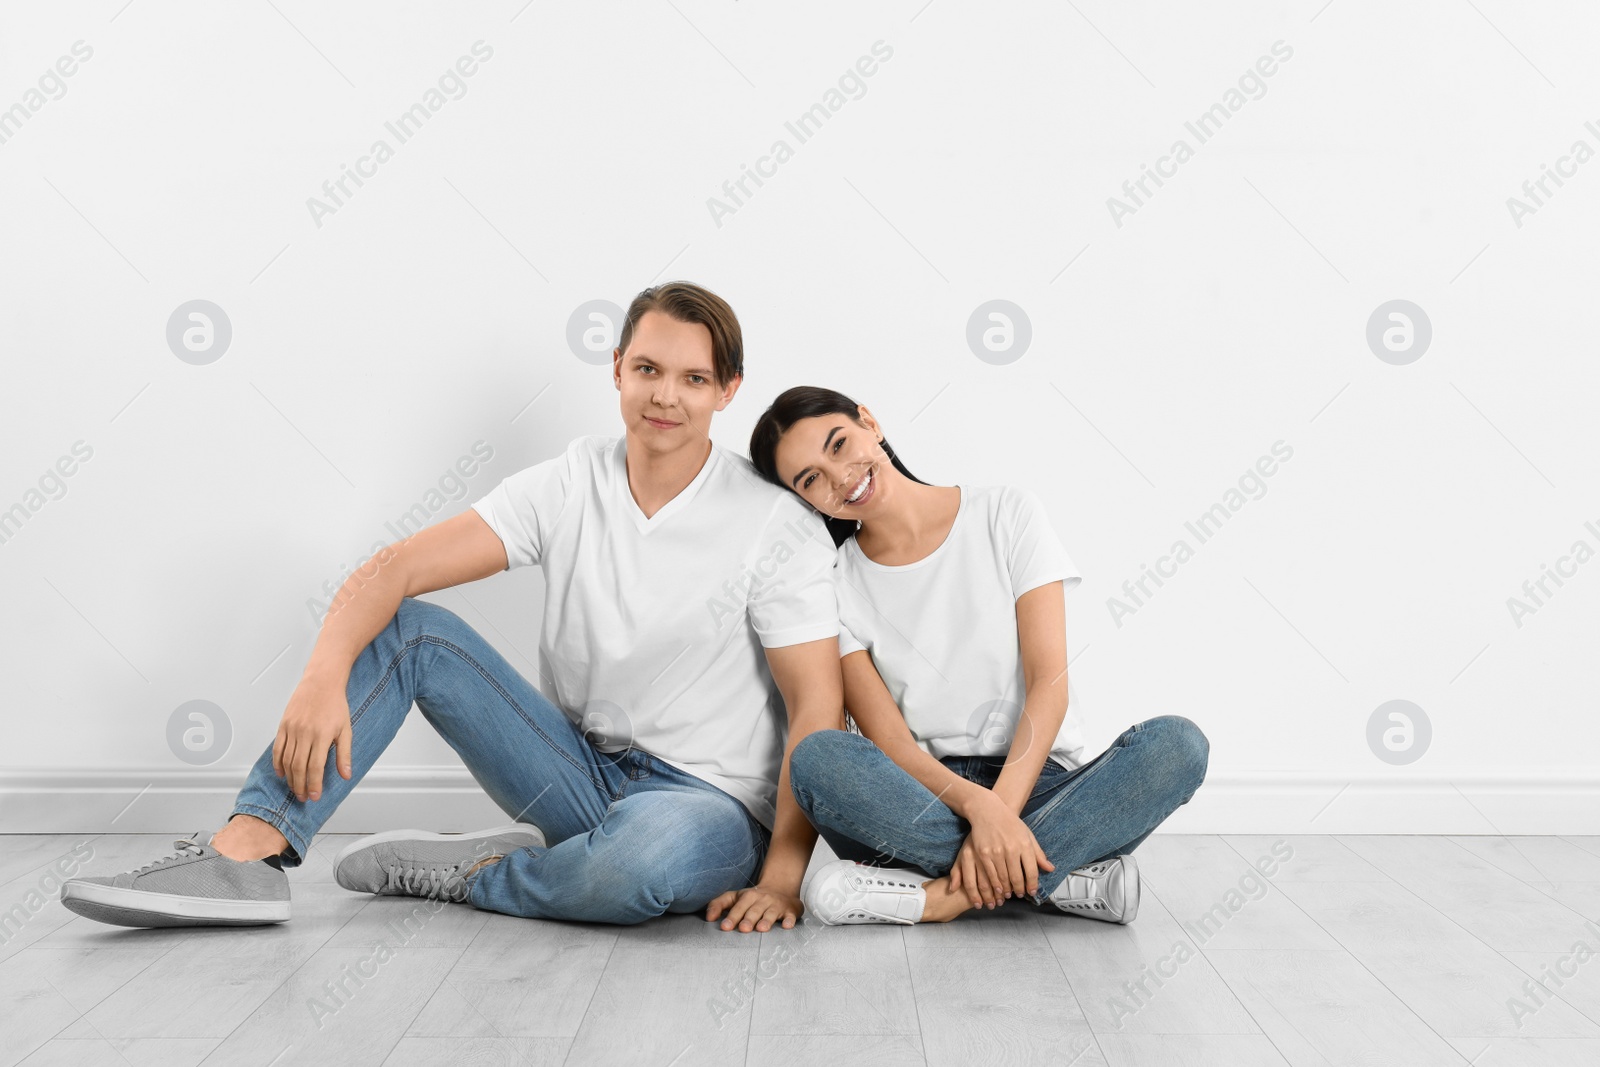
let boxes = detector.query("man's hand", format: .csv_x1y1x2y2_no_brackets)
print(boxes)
705,884,804,932
273,672,354,802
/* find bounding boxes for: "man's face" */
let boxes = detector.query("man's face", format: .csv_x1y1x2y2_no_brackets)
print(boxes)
613,310,739,454
773,409,891,519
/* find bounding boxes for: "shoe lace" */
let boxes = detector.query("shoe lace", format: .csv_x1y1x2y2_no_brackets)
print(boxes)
131,834,207,876
383,863,470,902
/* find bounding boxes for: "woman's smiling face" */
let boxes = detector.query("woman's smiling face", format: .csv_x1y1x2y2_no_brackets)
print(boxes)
773,408,893,519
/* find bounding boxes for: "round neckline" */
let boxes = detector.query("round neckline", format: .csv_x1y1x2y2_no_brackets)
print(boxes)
848,485,966,571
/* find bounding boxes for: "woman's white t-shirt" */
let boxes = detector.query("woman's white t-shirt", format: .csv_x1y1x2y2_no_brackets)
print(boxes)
834,484,1087,769
470,435,840,830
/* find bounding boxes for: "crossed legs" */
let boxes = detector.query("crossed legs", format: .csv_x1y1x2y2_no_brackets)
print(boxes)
789,716,1209,916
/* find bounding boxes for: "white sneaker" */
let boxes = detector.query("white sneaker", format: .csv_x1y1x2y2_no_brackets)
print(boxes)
804,859,927,925
1047,853,1139,924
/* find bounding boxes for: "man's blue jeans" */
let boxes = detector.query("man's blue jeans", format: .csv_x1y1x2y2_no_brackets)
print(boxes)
788,716,1208,904
232,597,770,925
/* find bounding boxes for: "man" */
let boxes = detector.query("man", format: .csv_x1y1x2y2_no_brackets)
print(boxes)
61,281,843,933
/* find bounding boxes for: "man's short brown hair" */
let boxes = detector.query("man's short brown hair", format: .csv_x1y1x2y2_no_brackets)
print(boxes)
617,281,743,389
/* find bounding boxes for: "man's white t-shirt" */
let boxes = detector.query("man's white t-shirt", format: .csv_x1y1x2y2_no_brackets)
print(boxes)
834,484,1087,770
469,435,839,830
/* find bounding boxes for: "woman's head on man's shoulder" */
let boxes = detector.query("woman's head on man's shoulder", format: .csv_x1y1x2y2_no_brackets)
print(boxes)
750,385,931,547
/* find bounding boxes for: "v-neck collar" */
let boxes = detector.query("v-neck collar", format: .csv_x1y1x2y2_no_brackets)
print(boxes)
615,436,720,535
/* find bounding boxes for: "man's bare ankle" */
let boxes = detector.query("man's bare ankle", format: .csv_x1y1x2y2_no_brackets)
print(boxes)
211,814,289,862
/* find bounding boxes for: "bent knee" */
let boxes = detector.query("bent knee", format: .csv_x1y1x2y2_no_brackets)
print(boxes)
789,728,866,801
1147,715,1209,787
394,595,464,639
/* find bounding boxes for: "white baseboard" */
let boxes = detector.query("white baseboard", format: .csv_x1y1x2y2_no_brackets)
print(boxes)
0,767,510,838
1,767,1595,836
1155,771,1600,836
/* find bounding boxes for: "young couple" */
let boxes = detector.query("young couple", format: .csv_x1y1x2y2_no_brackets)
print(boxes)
61,281,1207,934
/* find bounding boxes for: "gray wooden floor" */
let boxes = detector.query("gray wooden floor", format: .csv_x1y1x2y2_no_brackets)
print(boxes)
3,833,1599,1066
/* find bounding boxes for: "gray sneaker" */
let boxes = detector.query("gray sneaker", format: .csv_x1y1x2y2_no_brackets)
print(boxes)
60,831,290,928
1047,853,1140,924
334,824,546,902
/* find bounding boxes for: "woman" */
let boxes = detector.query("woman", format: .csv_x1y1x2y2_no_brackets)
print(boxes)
749,386,1209,925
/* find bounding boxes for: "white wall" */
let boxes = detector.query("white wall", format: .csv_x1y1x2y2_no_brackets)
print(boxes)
2,1,1595,835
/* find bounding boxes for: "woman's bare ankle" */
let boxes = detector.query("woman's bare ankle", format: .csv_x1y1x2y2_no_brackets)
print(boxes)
918,876,974,923
211,814,289,862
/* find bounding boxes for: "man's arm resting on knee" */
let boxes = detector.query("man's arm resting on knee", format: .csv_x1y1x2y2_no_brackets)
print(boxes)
709,635,843,932
281,511,509,799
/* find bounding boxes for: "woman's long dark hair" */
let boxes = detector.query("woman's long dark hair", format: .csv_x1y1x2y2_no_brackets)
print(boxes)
749,386,930,548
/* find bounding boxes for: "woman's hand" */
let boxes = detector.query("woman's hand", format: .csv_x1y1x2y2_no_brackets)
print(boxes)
706,885,803,932
272,672,354,803
950,790,1055,908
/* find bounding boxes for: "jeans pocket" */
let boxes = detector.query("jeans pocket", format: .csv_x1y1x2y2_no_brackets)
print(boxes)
625,749,654,782
962,756,1003,788
605,752,654,803
1029,756,1070,794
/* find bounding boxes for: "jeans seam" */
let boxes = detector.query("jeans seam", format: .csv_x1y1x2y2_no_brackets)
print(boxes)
360,631,609,796
1027,742,1124,829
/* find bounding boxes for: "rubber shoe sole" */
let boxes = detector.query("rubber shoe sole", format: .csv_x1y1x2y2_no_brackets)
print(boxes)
60,883,289,927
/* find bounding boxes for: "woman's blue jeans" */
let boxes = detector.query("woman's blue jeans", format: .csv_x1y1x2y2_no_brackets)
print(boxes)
788,716,1209,904
231,597,769,925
